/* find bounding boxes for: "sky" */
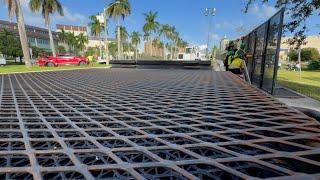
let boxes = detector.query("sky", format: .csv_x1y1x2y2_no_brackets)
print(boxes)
0,0,319,49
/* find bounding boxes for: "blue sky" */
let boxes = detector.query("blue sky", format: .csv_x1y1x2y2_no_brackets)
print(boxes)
1,0,319,48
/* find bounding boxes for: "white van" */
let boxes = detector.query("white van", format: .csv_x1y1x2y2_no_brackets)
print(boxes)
0,57,6,66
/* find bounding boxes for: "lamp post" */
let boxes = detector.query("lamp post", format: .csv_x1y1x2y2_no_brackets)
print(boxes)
298,47,301,80
97,8,110,63
204,7,216,60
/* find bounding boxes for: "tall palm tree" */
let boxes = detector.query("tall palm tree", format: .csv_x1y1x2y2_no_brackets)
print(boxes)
167,26,177,59
77,33,88,54
89,15,102,38
116,26,128,59
143,11,159,57
29,0,64,57
160,24,171,60
131,31,141,60
66,32,77,53
57,29,68,51
4,0,31,67
172,31,180,59
106,0,131,60
57,29,67,43
178,39,188,52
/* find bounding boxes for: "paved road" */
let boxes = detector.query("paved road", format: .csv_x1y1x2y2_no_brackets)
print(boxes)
0,69,319,179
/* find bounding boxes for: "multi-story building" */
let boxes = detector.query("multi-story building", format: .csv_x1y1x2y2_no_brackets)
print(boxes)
56,24,87,36
280,35,320,61
0,19,58,51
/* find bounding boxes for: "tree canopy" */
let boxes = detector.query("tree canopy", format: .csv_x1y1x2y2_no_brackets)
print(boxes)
288,47,320,61
245,0,320,47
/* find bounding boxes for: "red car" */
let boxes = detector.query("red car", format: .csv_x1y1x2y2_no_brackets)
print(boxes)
37,54,89,67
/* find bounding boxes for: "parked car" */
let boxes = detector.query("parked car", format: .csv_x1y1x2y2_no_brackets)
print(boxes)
37,54,89,67
0,57,6,66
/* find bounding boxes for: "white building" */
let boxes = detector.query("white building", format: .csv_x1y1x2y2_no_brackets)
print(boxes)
220,35,229,52
56,24,87,36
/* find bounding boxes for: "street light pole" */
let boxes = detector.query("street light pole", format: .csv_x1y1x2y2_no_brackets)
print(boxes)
204,7,216,60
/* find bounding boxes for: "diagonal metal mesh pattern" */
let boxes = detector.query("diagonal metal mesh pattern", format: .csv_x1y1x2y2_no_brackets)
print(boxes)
0,69,319,180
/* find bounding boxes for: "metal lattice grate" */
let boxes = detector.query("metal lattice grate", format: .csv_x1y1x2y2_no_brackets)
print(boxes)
0,69,319,180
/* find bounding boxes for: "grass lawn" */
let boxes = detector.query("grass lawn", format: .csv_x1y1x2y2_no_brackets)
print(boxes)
0,62,110,74
277,70,320,101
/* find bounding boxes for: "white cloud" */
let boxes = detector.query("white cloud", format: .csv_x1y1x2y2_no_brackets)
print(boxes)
248,3,278,20
20,0,87,29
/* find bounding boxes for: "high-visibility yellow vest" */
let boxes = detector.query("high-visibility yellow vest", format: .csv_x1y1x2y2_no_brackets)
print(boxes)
229,58,245,70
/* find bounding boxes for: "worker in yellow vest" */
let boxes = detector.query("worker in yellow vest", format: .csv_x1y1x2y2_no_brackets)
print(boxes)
229,42,246,75
224,41,237,71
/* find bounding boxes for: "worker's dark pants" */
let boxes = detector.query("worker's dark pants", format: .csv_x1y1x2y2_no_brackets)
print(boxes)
225,65,229,71
229,68,242,75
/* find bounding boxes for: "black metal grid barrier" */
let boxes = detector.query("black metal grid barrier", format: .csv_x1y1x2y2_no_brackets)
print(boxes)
244,8,285,94
0,69,319,180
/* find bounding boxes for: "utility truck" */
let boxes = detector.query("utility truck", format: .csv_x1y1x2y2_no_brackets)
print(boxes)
177,46,207,61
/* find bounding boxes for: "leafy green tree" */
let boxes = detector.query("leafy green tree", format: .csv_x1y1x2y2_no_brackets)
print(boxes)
31,46,49,58
3,0,32,67
143,11,160,57
288,48,320,61
308,61,320,70
0,29,22,58
57,45,66,54
131,31,141,59
29,0,64,57
106,0,131,59
245,0,320,47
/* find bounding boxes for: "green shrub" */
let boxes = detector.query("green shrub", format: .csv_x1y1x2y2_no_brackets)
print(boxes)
308,60,320,70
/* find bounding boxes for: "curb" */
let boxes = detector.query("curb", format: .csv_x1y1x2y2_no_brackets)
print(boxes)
0,66,111,75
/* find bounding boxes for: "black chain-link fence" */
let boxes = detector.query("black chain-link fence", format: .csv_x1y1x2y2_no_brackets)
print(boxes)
244,8,285,94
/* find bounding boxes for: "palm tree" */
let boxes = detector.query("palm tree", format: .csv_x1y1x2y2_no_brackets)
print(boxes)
131,31,141,60
167,26,177,59
116,26,128,59
58,29,67,43
106,0,131,60
172,31,180,59
160,24,171,60
143,11,159,57
3,0,31,67
77,33,88,54
178,39,188,52
66,32,77,53
57,29,68,51
89,15,102,38
29,0,64,57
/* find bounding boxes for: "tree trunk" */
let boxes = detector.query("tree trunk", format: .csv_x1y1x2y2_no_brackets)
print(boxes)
47,16,56,57
163,45,166,60
135,44,138,60
104,11,109,62
117,18,121,60
150,39,153,57
15,0,31,68
170,45,173,60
